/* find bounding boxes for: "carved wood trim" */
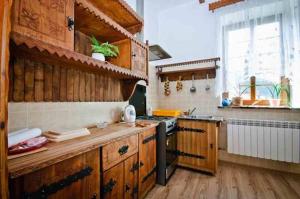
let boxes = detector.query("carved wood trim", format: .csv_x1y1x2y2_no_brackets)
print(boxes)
209,0,244,12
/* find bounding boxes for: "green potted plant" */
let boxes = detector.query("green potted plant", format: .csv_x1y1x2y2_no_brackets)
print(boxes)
267,83,291,107
90,36,119,61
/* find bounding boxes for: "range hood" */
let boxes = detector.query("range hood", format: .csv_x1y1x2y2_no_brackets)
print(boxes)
149,45,172,61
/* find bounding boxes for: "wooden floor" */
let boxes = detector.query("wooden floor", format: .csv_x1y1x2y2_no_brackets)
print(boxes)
146,162,300,199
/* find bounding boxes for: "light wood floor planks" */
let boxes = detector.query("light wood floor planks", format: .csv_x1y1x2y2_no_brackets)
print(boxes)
146,162,300,199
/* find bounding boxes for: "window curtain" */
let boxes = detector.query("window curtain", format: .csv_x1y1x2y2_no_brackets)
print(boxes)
215,0,300,107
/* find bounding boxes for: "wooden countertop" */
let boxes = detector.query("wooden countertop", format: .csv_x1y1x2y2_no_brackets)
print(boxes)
8,122,158,179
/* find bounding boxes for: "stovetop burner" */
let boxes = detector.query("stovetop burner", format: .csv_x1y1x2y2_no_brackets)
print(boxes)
136,115,174,121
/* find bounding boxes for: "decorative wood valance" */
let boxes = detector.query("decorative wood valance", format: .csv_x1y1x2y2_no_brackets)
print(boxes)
209,0,244,12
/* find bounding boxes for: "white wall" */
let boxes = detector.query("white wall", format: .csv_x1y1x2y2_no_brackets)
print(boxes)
144,1,300,121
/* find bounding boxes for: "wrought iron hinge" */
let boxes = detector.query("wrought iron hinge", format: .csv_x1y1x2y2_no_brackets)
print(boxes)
103,178,117,195
142,166,156,183
0,122,5,130
23,166,93,199
176,150,206,160
142,134,156,144
177,127,206,133
131,185,138,197
130,162,140,172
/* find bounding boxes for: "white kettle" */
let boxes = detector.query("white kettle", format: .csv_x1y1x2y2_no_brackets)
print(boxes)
124,105,136,124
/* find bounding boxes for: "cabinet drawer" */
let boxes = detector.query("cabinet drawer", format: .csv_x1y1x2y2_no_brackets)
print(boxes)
102,135,138,171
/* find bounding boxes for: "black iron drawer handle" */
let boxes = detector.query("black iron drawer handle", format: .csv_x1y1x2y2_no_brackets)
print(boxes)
142,134,156,144
23,166,93,199
103,178,117,194
118,145,129,155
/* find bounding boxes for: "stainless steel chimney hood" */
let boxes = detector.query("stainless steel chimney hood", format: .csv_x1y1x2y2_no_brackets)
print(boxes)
149,45,172,61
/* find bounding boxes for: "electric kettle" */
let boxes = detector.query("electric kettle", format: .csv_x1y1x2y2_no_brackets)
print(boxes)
124,105,136,124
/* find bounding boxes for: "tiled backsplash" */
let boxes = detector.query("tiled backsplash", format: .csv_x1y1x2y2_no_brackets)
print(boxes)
8,102,127,133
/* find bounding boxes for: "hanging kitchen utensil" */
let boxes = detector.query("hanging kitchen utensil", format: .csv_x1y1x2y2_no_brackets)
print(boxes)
190,74,196,93
164,77,171,96
176,76,183,91
205,74,210,91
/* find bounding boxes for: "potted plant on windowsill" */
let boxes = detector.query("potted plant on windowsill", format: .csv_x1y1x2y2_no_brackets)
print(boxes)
267,84,290,107
90,36,119,61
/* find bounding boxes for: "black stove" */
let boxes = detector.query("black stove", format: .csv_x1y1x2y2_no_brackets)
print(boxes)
136,115,178,186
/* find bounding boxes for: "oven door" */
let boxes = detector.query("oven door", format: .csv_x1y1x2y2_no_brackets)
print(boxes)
166,128,177,179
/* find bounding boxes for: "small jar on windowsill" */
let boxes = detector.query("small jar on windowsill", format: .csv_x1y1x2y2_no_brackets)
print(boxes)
232,97,243,106
269,99,281,107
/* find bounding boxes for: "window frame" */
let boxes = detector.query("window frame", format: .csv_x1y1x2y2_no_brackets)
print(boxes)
223,14,288,106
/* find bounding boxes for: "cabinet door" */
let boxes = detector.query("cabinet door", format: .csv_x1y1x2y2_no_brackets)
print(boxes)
138,128,156,199
131,41,147,76
12,0,74,50
103,162,124,199
177,120,217,174
124,154,138,199
10,149,100,199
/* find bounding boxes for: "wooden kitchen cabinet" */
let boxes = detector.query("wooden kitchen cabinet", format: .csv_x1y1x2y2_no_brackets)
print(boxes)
109,39,148,76
131,41,147,75
102,161,124,199
138,128,157,199
102,134,138,171
124,154,139,199
102,153,139,199
177,119,219,174
11,0,74,50
10,149,100,199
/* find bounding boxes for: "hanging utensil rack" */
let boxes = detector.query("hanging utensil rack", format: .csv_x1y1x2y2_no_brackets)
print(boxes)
156,57,220,82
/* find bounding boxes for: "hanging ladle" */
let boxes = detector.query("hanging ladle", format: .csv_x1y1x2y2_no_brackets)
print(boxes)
190,74,196,93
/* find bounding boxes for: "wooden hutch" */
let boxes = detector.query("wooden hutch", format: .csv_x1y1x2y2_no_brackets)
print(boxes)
0,0,154,198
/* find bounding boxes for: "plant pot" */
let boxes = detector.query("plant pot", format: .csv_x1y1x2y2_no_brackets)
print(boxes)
232,97,243,106
269,99,281,107
92,53,105,61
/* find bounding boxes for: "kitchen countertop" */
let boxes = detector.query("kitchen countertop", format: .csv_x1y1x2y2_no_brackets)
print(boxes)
178,116,223,122
8,122,159,179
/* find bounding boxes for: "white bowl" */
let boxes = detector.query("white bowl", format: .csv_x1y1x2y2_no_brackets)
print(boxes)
96,122,108,129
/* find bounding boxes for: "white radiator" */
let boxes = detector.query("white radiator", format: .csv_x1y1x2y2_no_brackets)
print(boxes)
227,119,300,163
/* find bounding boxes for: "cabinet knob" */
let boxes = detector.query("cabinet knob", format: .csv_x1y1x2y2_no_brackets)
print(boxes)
91,193,97,199
132,54,136,57
125,184,130,192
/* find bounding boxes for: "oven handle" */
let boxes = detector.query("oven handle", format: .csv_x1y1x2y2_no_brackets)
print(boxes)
166,129,177,136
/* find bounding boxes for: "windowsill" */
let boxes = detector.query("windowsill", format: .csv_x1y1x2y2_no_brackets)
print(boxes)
218,106,300,111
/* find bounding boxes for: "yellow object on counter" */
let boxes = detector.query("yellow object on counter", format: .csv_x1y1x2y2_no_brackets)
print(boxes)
152,109,181,117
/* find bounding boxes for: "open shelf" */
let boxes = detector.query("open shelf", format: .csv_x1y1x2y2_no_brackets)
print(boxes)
157,67,217,82
156,58,220,82
86,0,143,34
11,33,148,81
75,0,146,48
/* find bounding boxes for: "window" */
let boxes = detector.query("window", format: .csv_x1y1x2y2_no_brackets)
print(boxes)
224,16,284,101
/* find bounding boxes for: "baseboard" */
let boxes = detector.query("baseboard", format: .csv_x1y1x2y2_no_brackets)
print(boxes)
218,149,300,174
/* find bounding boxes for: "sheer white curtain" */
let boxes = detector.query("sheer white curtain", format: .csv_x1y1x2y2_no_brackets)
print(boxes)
215,0,300,107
